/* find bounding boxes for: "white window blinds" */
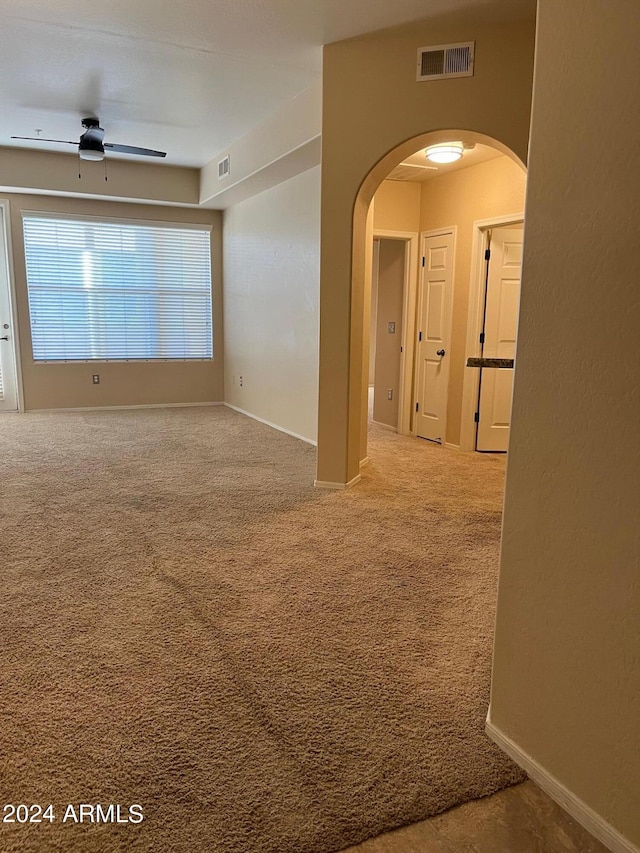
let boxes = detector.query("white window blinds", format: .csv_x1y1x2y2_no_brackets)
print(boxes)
23,214,213,361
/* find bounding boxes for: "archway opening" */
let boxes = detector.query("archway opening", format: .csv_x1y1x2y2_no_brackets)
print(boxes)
355,130,527,468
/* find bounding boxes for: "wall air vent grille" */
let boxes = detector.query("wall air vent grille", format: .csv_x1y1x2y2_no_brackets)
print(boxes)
421,49,445,77
218,155,230,180
417,42,474,81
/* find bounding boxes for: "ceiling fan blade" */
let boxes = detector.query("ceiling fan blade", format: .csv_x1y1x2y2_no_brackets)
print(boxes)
11,136,77,145
105,143,166,158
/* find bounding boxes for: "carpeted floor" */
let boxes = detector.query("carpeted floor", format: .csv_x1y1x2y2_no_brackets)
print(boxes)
0,407,524,853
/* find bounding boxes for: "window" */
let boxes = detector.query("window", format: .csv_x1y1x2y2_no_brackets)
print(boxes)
23,214,213,361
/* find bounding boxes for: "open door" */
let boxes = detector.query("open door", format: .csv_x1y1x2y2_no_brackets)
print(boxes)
476,227,523,451
0,206,19,412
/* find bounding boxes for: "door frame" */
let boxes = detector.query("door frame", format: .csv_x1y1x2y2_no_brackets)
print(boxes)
413,226,456,441
0,199,24,413
460,212,524,451
371,229,419,436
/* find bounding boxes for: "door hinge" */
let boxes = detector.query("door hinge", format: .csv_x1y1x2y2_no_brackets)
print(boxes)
422,256,425,267
479,332,485,344
418,331,422,342
474,412,480,423
485,248,491,261
416,402,419,412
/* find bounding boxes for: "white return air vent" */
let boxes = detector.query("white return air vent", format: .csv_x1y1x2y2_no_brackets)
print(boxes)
218,155,230,180
416,42,475,81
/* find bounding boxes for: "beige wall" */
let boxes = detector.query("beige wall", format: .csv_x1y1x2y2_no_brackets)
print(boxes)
4,193,223,410
419,156,526,446
223,167,320,444
491,1,640,848
0,147,200,206
200,81,321,209
372,239,405,428
373,181,420,233
317,13,536,484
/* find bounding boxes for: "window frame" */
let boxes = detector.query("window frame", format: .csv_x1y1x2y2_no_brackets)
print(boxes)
21,210,214,364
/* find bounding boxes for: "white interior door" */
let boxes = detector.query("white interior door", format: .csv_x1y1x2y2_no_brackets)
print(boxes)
476,226,523,451
0,208,19,412
415,231,454,443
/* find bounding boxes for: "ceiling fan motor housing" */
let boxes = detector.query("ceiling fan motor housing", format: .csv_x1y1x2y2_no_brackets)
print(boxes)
79,118,105,159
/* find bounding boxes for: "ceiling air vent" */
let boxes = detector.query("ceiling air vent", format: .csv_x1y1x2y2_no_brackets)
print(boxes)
416,42,474,81
218,155,230,180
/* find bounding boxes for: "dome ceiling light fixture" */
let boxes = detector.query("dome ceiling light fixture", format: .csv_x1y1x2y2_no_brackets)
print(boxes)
425,142,464,164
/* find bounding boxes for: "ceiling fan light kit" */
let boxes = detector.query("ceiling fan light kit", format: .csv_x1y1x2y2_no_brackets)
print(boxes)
11,117,167,161
79,148,104,161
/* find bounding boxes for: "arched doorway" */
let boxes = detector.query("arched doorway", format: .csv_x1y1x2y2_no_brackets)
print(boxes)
363,133,527,466
315,12,535,490
315,130,525,487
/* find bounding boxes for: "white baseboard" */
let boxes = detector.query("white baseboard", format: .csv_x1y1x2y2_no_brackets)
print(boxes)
28,401,224,413
224,403,317,447
486,716,638,853
360,456,370,468
445,441,460,450
314,474,361,490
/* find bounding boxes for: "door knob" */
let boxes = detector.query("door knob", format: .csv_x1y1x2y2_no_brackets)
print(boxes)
436,348,446,356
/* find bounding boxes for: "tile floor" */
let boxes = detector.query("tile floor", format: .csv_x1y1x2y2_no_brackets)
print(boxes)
342,781,609,853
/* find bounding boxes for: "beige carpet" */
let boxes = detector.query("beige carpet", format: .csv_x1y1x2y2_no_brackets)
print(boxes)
0,407,524,853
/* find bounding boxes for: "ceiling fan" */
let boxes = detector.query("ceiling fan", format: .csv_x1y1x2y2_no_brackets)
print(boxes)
11,117,166,161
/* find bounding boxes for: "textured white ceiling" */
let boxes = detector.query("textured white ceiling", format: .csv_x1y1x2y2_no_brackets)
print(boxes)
0,0,535,167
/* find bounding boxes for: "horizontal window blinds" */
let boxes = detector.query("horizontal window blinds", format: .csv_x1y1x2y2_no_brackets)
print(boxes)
23,215,213,361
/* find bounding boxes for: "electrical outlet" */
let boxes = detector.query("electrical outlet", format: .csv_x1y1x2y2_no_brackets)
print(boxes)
388,321,396,334
239,375,243,387
387,388,393,401
92,374,100,384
